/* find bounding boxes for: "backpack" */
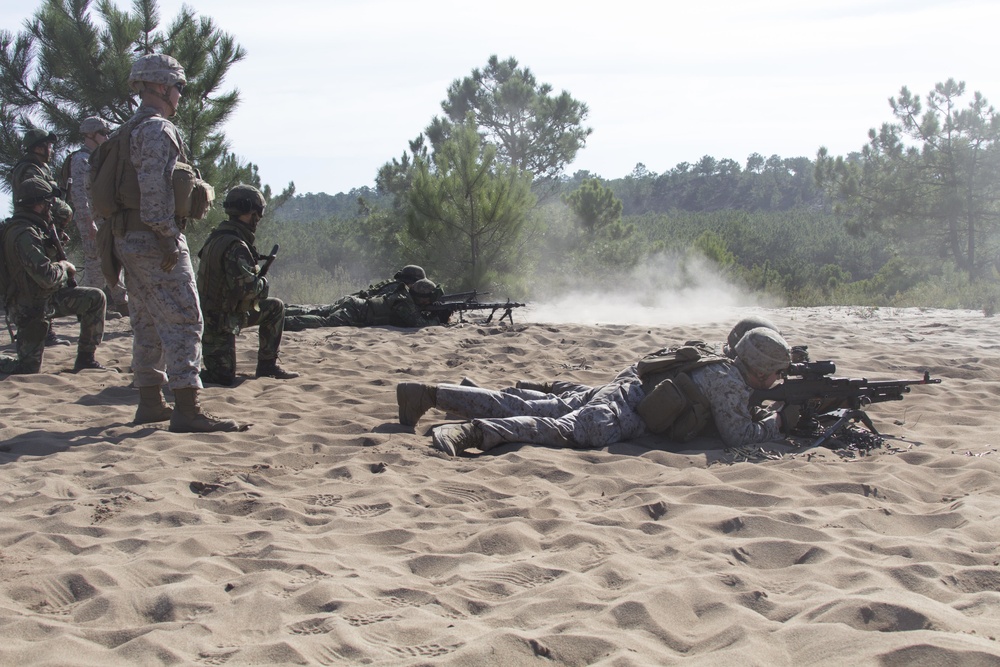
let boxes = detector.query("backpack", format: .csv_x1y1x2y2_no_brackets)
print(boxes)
57,150,82,208
0,216,33,312
90,112,214,222
634,341,730,442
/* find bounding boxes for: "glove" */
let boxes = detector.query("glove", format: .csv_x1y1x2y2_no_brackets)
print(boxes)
156,234,180,272
779,404,801,433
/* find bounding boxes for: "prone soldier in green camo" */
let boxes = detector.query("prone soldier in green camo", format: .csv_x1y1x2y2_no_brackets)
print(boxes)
284,276,443,330
283,264,426,320
0,178,107,375
197,185,298,386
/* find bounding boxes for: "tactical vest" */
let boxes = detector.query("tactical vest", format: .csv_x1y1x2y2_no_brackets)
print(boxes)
197,229,244,314
634,341,730,442
0,213,55,308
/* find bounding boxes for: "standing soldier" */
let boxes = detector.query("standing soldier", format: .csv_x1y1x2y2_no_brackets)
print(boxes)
110,53,241,432
68,116,129,315
197,184,299,386
0,178,106,374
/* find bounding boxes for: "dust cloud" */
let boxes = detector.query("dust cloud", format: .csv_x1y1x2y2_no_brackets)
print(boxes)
528,253,776,326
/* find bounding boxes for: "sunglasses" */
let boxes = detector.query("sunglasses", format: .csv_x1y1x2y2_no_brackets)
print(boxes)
174,82,186,95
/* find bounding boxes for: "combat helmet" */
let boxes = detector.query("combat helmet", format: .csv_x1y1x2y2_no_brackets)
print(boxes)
128,53,186,93
22,128,58,152
410,278,441,300
724,315,780,358
79,116,110,135
223,184,266,217
394,265,426,284
15,177,56,207
734,327,791,376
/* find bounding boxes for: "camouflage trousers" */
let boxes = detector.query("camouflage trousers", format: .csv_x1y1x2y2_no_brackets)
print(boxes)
93,219,128,313
284,297,359,331
115,231,203,390
203,297,286,382
435,380,647,450
0,286,105,374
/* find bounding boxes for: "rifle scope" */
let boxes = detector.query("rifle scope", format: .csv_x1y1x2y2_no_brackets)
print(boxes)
786,360,836,379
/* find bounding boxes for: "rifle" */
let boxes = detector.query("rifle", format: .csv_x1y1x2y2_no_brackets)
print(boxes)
239,244,278,313
423,298,526,325
751,360,941,448
257,243,279,279
46,221,76,288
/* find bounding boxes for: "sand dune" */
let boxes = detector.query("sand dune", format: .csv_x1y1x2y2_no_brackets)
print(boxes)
1,306,999,666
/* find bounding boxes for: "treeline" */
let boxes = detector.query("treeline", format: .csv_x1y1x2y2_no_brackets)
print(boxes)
4,0,993,313
258,156,919,308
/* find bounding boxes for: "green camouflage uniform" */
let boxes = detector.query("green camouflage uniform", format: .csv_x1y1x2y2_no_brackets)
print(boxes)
284,285,439,331
283,278,406,319
10,154,73,229
0,210,105,374
197,220,285,384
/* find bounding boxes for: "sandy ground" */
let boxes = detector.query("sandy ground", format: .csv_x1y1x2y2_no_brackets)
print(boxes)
1,306,998,666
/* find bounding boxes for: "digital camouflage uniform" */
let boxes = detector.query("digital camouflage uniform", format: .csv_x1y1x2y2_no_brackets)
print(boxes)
70,147,128,310
197,220,285,383
113,104,203,390
0,209,105,374
284,287,439,331
433,365,647,451
435,359,782,451
688,360,782,447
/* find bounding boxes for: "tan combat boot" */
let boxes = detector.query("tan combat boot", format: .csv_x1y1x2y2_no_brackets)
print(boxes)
397,382,437,426
431,422,484,456
134,385,173,424
169,387,244,433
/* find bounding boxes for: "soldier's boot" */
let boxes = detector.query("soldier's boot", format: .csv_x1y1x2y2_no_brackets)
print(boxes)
169,387,243,433
72,349,106,372
397,382,438,426
135,385,173,424
255,358,300,380
431,422,484,456
200,368,235,386
45,329,71,347
515,380,552,393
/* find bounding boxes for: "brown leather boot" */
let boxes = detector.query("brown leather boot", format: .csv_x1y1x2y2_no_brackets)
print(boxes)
134,385,173,424
168,387,245,433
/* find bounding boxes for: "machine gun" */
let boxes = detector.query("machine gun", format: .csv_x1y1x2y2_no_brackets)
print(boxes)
751,360,941,448
423,293,526,325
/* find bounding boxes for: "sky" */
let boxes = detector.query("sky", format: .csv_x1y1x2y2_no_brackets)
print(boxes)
4,0,1000,199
